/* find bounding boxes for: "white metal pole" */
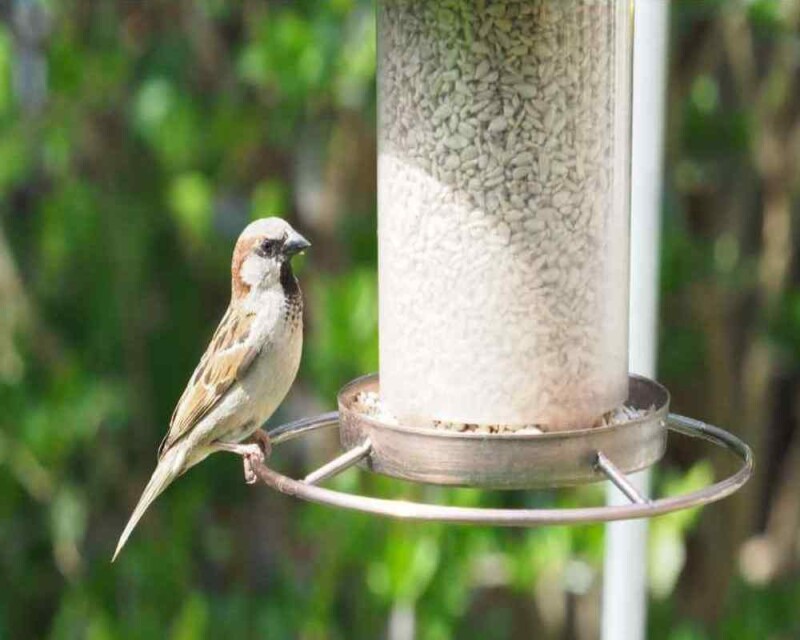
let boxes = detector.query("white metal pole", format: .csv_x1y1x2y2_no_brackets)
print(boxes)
602,2,670,640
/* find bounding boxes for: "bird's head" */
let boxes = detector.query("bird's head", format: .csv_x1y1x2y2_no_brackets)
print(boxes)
231,218,311,299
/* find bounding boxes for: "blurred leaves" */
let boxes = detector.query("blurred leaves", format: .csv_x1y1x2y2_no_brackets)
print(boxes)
369,530,440,605
239,12,328,98
251,179,288,220
171,593,210,640
649,462,714,599
0,1,381,636
169,172,214,243
307,268,378,399
0,25,13,117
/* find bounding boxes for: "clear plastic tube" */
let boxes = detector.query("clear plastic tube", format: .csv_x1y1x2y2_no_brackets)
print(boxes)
378,0,634,430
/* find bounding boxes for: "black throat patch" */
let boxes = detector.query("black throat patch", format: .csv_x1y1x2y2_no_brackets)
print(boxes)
280,261,300,299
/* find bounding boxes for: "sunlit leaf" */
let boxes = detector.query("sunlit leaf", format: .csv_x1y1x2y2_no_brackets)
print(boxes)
169,173,213,242
170,593,209,640
0,25,13,116
251,179,287,219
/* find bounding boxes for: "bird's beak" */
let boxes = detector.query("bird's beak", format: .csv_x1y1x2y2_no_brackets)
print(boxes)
283,231,311,257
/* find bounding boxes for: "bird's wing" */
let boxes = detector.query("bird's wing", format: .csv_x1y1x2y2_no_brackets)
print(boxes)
158,305,260,458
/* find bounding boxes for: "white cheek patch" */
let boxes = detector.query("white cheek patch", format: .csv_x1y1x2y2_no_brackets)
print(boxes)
241,254,274,287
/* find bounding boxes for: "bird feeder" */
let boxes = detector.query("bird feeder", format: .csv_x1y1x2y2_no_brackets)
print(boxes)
378,0,632,431
251,0,752,524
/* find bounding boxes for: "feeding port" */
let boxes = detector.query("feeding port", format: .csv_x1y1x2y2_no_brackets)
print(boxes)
338,374,668,490
250,0,753,525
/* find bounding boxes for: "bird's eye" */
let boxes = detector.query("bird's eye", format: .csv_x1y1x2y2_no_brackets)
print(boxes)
258,238,278,256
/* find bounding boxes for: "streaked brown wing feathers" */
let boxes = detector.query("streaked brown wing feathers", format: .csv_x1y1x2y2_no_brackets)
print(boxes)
158,307,259,458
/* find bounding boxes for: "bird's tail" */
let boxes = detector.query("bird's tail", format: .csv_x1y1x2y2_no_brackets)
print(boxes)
112,447,183,562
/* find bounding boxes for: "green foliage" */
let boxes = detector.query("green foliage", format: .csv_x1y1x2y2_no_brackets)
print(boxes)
307,269,379,399
649,463,713,599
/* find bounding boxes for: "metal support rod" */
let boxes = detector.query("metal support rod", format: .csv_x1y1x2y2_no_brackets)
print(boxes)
596,452,649,505
303,440,372,486
253,413,753,525
603,4,670,637
268,411,340,445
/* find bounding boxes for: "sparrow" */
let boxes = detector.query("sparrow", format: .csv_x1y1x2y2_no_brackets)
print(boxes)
113,217,310,561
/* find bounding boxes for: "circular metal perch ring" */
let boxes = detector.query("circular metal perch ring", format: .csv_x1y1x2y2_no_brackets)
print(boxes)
254,413,753,526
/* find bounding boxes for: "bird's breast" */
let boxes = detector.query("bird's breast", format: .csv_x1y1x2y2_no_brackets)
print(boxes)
244,307,303,422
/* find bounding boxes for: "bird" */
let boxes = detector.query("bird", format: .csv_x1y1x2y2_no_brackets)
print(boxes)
113,217,310,561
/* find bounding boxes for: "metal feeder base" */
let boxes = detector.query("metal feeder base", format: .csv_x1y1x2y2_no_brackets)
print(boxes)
338,374,668,490
253,374,753,526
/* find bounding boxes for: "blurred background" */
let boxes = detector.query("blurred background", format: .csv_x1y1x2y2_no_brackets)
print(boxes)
0,0,798,638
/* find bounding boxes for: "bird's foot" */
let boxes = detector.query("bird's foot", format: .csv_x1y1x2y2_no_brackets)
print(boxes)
249,429,272,459
241,444,264,485
216,442,265,485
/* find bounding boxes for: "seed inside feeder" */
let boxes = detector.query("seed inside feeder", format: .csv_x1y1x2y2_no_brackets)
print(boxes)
378,0,634,431
354,391,651,435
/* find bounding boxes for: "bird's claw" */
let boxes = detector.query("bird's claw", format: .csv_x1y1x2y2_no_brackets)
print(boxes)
242,431,271,484
216,436,271,484
240,444,265,485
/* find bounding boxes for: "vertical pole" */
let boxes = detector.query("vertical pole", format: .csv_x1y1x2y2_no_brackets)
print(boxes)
602,2,669,640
